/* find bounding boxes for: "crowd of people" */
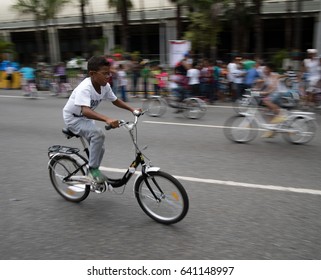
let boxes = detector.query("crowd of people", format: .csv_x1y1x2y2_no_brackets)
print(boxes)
1,49,320,110
100,50,319,110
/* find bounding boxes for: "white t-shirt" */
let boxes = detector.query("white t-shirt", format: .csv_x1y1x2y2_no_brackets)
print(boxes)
117,70,127,86
227,62,237,82
63,77,117,125
187,68,200,85
304,58,320,84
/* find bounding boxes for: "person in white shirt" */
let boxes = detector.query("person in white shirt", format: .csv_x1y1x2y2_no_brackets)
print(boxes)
302,49,320,105
117,64,128,101
186,62,200,96
227,57,241,101
63,56,141,183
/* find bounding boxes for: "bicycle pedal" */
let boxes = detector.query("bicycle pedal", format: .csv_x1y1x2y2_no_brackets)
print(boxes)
93,183,107,193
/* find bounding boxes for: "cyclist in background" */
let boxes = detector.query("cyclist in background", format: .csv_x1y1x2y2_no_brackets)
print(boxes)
19,64,36,95
259,62,285,138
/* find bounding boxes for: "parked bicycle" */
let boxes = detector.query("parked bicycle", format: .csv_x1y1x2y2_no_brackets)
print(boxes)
142,92,207,119
47,112,189,224
224,91,317,144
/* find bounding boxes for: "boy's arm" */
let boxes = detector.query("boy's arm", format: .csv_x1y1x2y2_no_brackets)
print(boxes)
81,106,119,128
112,98,141,114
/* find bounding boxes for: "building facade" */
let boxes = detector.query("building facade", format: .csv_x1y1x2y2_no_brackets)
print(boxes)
0,0,321,64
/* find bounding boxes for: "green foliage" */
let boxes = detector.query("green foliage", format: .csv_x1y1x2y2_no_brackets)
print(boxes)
11,0,72,20
271,49,289,72
90,37,107,55
184,10,221,54
107,0,133,12
0,37,16,60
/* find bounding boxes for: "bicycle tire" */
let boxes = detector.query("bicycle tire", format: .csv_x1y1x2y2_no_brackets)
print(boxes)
182,97,207,119
48,155,90,202
142,96,167,117
282,117,317,144
223,115,259,143
134,171,189,224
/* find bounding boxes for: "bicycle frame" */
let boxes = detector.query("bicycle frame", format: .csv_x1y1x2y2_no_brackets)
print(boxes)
242,101,316,133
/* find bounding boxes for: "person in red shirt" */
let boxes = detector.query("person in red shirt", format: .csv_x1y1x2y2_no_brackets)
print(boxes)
155,67,169,94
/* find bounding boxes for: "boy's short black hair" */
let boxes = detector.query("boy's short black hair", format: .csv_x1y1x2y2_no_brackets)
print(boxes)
87,56,110,72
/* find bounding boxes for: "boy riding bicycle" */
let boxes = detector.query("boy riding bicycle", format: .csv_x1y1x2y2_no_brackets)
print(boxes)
63,55,141,183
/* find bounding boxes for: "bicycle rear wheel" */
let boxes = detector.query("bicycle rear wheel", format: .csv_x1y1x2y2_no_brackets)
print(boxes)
182,97,207,119
134,171,189,224
48,155,90,202
142,96,167,117
223,115,258,143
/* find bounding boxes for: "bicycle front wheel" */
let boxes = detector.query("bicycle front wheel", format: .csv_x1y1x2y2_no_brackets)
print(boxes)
134,171,189,224
142,96,167,117
233,96,256,115
48,155,90,202
282,117,317,144
223,115,258,143
183,97,207,119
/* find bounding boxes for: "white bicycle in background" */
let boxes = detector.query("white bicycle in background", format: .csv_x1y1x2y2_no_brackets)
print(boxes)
142,93,207,119
224,91,317,145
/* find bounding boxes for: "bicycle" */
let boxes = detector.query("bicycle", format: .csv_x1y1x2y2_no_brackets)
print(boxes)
21,79,38,98
47,112,189,224
49,76,72,98
233,87,301,115
142,91,207,119
224,91,317,144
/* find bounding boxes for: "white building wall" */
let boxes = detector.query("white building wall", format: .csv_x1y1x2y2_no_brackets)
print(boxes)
0,0,174,22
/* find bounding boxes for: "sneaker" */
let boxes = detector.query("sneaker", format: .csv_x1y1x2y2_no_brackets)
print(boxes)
261,131,276,138
271,114,286,124
88,167,107,183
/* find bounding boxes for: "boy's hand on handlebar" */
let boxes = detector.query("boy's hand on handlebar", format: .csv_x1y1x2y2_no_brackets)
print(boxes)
106,119,119,129
132,108,142,116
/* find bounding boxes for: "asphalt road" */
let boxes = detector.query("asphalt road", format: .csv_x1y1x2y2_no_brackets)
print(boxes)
1,89,321,260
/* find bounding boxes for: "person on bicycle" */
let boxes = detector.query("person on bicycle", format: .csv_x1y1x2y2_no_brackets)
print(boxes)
63,55,141,183
19,64,36,94
258,62,286,137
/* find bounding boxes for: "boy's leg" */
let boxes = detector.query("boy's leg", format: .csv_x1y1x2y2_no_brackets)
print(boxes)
68,119,105,169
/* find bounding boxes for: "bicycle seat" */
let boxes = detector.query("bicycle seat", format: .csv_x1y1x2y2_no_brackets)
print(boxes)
62,128,80,139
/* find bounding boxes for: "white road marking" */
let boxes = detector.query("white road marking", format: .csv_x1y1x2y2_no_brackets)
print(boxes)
0,95,46,99
144,120,226,129
100,167,321,196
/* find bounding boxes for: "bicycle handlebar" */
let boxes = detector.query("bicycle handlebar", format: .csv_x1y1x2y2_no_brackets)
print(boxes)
105,110,144,131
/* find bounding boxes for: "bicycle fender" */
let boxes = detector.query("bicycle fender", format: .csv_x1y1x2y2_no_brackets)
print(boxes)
146,166,161,173
132,166,161,192
289,112,316,121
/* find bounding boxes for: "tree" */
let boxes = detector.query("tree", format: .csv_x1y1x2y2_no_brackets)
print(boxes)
252,0,263,58
79,0,89,58
11,0,71,62
169,0,185,39
294,0,303,52
108,0,133,52
11,0,45,61
183,0,222,59
0,37,15,60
